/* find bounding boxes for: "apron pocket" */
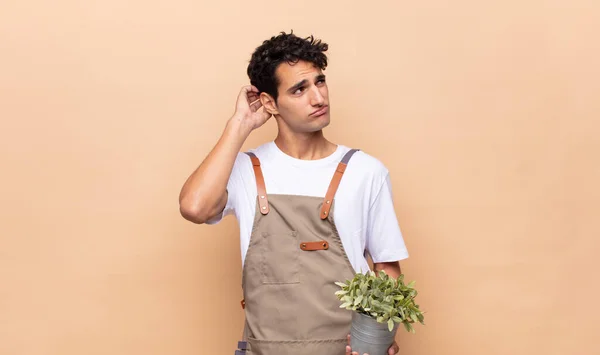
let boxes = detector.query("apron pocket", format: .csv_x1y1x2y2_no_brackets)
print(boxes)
260,231,300,284
247,336,346,355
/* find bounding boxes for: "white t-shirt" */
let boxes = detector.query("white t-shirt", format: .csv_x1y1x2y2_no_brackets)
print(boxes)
208,141,409,273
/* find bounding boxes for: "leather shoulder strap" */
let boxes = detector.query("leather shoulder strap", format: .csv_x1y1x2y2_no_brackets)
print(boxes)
244,152,269,215
320,149,360,219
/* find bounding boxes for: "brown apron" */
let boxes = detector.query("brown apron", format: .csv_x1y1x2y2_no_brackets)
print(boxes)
235,149,360,355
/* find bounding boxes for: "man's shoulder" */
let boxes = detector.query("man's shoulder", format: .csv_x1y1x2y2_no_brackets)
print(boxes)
347,148,389,177
242,141,274,160
230,142,274,179
233,141,273,161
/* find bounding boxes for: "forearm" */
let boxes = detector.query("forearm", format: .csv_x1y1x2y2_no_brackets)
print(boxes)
179,117,251,223
373,261,402,279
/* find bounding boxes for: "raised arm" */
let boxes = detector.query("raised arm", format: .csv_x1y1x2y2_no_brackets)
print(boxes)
178,85,271,224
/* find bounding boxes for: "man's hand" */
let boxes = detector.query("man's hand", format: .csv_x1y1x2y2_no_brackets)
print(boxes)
231,85,271,133
179,84,270,224
387,341,400,355
345,334,399,355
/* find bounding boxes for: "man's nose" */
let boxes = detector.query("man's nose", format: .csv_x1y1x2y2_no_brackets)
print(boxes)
310,87,325,106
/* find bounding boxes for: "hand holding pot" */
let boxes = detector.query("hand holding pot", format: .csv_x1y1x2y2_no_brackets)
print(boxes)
345,334,399,355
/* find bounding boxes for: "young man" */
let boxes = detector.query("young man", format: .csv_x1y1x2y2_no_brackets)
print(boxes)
179,32,408,355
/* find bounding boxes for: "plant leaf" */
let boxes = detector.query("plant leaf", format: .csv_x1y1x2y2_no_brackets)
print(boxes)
354,295,363,306
411,313,419,323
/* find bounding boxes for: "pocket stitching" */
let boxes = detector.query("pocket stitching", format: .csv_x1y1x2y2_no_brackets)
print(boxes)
260,230,300,284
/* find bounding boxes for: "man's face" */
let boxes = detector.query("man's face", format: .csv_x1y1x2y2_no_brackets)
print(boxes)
269,60,330,133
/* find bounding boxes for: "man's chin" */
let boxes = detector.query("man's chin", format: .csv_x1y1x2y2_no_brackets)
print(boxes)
312,117,330,131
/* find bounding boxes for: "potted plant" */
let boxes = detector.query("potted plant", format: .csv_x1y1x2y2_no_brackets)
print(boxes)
335,270,425,355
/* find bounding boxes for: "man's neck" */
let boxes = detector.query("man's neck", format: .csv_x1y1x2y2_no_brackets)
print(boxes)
274,131,337,160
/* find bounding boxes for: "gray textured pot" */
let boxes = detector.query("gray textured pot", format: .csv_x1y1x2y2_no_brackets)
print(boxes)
350,312,399,355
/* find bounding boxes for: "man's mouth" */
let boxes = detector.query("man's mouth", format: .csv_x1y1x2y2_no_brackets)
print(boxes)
310,106,329,117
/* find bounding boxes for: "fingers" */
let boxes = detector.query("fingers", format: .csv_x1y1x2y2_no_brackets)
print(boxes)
249,99,262,112
241,84,259,93
388,341,399,354
245,94,259,105
237,85,259,104
346,334,368,355
240,85,260,98
345,333,352,355
345,334,351,355
245,86,261,111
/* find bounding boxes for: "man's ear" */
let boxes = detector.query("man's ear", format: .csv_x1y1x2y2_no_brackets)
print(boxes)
260,92,279,115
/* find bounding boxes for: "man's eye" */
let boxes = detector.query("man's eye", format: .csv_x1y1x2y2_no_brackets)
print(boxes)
294,87,304,94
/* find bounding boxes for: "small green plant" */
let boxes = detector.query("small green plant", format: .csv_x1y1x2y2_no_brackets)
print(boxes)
335,270,425,332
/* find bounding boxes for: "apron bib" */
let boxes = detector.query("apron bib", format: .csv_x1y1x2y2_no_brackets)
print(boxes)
236,149,360,355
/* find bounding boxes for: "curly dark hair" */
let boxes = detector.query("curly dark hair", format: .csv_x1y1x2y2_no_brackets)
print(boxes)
247,31,329,102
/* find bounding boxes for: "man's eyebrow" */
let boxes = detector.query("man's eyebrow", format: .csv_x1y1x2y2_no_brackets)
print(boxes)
287,79,308,93
316,74,326,81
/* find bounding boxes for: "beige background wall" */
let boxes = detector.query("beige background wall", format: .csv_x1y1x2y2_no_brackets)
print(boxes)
1,1,599,354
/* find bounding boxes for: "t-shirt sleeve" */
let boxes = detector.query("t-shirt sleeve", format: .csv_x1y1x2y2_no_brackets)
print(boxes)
204,153,243,225
365,173,409,263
